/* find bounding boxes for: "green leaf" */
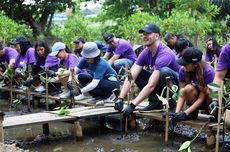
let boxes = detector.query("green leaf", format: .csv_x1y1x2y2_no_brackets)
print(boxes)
178,140,192,151
39,74,47,83
171,85,178,93
208,91,219,99
58,106,70,116
208,83,220,91
225,79,230,93
172,94,178,101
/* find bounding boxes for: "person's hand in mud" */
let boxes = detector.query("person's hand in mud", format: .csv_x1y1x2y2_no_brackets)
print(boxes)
123,103,136,117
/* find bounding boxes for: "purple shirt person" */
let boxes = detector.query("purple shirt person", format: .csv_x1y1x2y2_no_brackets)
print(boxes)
15,48,36,68
205,37,221,63
44,55,60,69
216,42,230,71
174,47,215,121
115,23,180,116
136,42,181,72
103,32,137,75
0,46,18,68
63,53,79,70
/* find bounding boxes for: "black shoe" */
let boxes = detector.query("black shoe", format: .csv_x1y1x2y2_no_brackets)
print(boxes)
139,102,163,112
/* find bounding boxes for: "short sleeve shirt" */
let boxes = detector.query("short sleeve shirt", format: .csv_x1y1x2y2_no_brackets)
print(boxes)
63,53,79,70
15,48,36,68
179,64,215,86
216,43,230,71
136,43,181,72
106,39,136,62
0,47,18,64
77,57,117,80
205,50,221,62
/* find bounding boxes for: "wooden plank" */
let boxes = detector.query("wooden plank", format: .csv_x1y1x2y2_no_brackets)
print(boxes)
3,106,118,129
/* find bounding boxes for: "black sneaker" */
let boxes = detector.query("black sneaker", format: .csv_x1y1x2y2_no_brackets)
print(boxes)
139,102,163,112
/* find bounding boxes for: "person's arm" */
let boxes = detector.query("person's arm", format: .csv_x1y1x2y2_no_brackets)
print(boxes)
184,90,206,115
119,63,142,98
81,79,100,93
213,70,228,85
108,54,120,65
8,59,16,69
103,52,110,60
131,70,160,106
175,82,186,112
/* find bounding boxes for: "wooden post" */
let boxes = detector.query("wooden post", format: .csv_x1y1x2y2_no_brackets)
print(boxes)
216,81,224,152
0,112,5,143
27,65,32,112
44,67,49,111
74,121,83,141
42,123,49,136
70,68,75,108
165,77,171,145
206,127,215,149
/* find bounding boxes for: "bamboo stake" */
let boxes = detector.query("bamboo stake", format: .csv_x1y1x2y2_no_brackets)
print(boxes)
70,68,75,108
216,80,224,152
27,65,32,111
214,54,217,70
45,67,49,111
165,77,171,145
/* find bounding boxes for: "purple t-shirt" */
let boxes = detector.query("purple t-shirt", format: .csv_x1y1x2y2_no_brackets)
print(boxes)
205,51,220,62
15,48,36,68
179,64,215,86
62,53,79,69
216,43,230,71
0,47,18,64
35,54,60,69
136,43,181,72
106,39,136,62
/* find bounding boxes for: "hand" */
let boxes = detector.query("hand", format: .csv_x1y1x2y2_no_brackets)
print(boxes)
123,103,136,117
46,70,57,77
208,100,218,115
172,111,187,122
114,98,124,112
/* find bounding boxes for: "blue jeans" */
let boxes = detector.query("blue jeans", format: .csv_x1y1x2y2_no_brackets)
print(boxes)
78,73,120,99
113,58,134,76
135,67,179,108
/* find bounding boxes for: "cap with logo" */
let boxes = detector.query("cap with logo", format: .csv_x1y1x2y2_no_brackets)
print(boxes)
139,23,160,35
9,36,29,45
50,42,66,56
177,47,203,66
81,42,100,58
103,32,114,44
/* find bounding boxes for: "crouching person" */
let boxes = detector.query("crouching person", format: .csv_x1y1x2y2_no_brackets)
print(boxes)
172,48,215,122
49,42,80,98
114,23,181,117
73,42,120,104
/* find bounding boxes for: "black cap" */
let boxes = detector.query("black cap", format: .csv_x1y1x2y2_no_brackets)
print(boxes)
103,32,114,44
139,23,160,34
177,47,203,66
9,36,29,45
73,36,85,44
0,42,4,50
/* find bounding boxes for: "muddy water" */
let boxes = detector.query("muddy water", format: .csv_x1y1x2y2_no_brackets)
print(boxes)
0,99,225,152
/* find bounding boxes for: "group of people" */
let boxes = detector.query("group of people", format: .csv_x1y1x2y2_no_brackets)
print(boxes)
0,20,230,121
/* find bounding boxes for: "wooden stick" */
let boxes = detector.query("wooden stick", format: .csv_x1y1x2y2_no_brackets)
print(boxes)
70,68,75,108
216,81,223,152
45,67,49,111
27,65,32,111
0,112,4,143
165,77,171,145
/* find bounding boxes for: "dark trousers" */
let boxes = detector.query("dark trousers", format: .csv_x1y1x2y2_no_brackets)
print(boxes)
135,67,179,108
78,73,120,99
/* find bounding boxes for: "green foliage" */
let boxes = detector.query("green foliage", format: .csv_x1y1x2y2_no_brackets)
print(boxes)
58,106,70,116
0,13,32,45
178,140,192,152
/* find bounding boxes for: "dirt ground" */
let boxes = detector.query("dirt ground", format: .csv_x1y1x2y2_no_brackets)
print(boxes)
0,143,23,152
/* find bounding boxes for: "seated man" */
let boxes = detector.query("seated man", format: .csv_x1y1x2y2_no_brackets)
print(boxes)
114,23,181,116
73,36,85,57
103,32,137,76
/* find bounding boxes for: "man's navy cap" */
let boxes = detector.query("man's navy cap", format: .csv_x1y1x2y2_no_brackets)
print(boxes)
73,36,85,44
139,23,160,34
